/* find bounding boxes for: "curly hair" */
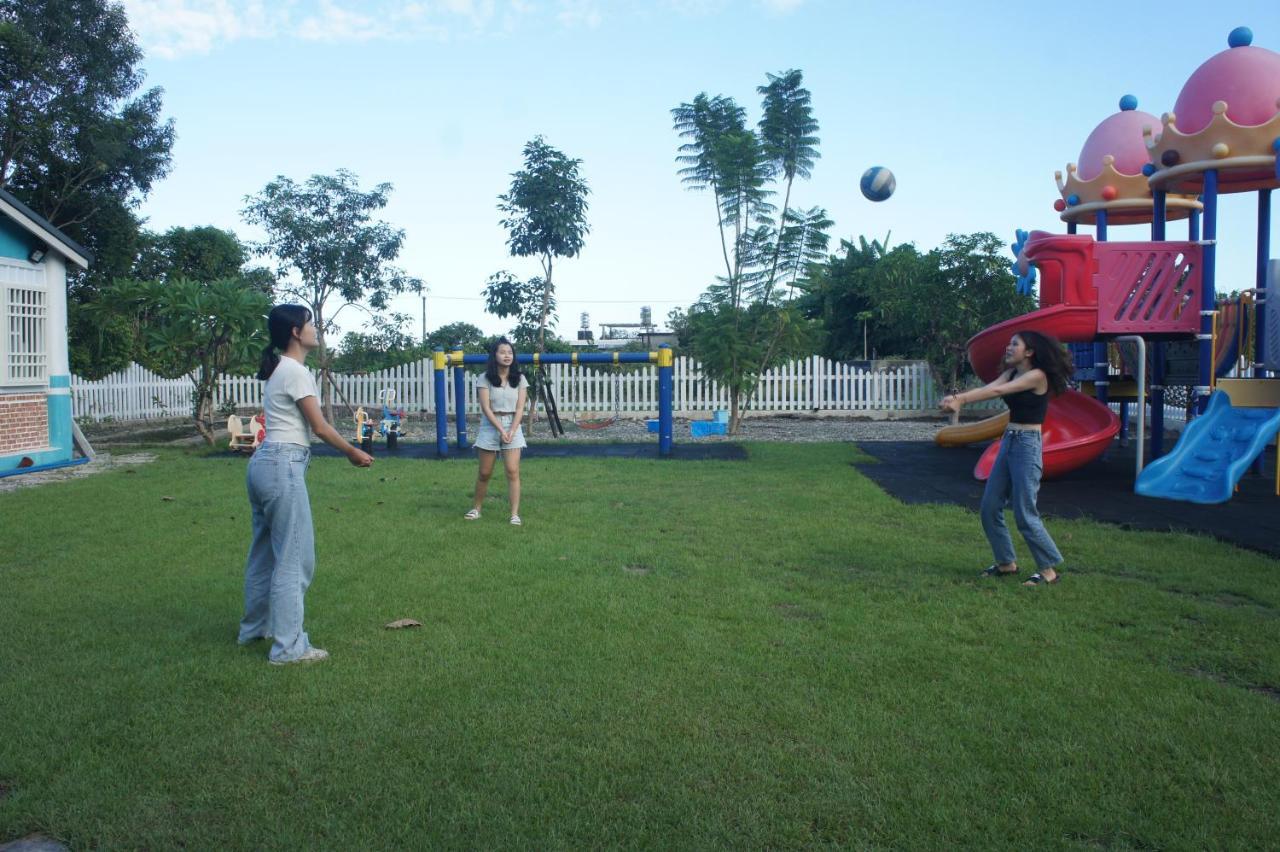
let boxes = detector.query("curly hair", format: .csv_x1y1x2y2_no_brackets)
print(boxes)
1013,330,1073,396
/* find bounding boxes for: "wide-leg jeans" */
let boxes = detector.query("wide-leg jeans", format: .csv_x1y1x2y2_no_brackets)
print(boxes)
980,429,1063,571
238,441,317,662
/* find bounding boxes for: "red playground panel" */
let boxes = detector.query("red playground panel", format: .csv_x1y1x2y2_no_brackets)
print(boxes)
1094,242,1202,335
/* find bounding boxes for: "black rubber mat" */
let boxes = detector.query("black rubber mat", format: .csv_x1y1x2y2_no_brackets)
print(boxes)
853,440,1280,558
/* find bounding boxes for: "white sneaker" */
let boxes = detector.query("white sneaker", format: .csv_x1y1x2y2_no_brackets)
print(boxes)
510,514,522,526
464,508,481,520
270,647,329,665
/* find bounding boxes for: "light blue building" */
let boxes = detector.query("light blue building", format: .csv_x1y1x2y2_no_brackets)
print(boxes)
0,186,92,475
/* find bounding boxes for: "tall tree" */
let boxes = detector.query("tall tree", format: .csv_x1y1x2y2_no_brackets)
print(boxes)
0,0,175,376
242,170,423,421
671,72,829,432
496,136,589,353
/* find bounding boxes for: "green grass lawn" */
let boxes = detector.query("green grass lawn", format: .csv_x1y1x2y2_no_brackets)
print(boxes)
2,442,1278,849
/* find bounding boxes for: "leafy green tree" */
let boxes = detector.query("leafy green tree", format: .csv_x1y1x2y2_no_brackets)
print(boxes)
482,270,556,350
91,277,270,443
0,0,176,377
426,321,487,353
671,71,829,432
800,233,1035,387
242,170,423,421
495,137,589,352
133,225,269,286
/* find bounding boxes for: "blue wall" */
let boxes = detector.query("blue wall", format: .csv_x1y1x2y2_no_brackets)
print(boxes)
0,215,36,261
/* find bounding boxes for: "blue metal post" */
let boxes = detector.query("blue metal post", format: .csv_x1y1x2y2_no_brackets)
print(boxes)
658,345,674,456
1067,221,1078,235
1258,189,1272,375
1198,170,1219,415
452,345,468,450
432,347,449,457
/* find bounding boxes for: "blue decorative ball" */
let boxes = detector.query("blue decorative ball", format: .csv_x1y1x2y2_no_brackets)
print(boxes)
1228,27,1252,48
860,167,896,202
1067,194,1080,206
1142,163,1156,176
1119,94,1138,112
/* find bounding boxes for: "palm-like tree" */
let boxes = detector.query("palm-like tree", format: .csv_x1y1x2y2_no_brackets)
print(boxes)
757,69,820,305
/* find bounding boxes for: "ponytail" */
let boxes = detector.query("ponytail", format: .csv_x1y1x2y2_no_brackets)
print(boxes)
257,345,281,381
259,304,313,380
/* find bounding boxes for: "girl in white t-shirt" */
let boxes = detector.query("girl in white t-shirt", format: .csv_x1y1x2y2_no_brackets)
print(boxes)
465,337,528,525
237,304,373,665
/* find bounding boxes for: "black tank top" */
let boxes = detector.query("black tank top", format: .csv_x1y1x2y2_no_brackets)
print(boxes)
1002,370,1049,424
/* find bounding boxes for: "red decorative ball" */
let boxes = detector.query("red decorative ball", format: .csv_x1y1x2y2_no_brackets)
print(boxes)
1053,198,1067,212
1101,185,1118,201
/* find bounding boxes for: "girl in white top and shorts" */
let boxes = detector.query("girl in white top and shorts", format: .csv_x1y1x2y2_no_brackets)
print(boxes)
466,337,528,525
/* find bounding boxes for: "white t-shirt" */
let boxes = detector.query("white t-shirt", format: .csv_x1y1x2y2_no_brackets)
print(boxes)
476,372,528,413
263,355,318,446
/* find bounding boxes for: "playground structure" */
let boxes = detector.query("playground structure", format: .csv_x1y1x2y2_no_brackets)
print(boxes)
936,27,1280,502
429,346,675,458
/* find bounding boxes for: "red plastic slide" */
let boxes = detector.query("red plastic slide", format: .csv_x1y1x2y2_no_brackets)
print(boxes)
966,306,1119,481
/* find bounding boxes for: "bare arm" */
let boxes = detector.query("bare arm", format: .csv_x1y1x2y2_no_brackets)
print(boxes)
298,396,373,467
943,369,1047,411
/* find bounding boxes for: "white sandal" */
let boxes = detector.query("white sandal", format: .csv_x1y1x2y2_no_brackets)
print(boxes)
464,508,481,520
509,514,522,526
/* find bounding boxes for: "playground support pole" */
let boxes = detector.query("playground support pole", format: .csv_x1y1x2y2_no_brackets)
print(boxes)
1094,211,1111,434
1198,170,1219,416
1067,221,1078,235
1258,189,1272,375
658,345,674,457
1117,336,1146,479
433,348,449,458
1151,192,1168,459
451,346,468,450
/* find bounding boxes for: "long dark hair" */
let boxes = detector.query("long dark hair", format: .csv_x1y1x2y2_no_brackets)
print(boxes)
1014,330,1073,396
258,304,313,380
484,337,523,388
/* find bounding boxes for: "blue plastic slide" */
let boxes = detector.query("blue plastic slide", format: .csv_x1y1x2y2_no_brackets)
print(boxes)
1136,391,1280,504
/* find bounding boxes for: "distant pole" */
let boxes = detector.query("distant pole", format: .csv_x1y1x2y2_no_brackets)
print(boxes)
421,296,428,343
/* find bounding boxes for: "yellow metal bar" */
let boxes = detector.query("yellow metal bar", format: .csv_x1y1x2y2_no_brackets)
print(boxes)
657,348,673,368
532,352,540,366
432,350,447,370
450,349,464,367
571,352,578,366
613,352,620,365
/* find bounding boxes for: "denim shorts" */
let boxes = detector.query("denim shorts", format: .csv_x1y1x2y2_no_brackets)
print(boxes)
474,414,526,452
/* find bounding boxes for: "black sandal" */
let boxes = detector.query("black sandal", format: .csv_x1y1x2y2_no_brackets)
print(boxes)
1023,572,1059,586
980,564,1019,577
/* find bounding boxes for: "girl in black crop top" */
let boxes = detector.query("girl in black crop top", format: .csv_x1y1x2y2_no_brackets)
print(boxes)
940,331,1074,587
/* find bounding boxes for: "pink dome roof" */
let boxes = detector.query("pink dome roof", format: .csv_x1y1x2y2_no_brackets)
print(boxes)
1076,102,1159,181
1172,42,1280,135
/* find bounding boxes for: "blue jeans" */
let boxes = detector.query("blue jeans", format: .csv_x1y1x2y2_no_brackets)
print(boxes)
238,442,317,662
980,429,1063,571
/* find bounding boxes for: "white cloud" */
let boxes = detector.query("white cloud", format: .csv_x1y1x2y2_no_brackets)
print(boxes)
757,0,805,12
556,0,602,28
120,0,799,59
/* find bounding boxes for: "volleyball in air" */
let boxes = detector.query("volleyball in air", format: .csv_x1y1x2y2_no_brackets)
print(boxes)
859,167,896,202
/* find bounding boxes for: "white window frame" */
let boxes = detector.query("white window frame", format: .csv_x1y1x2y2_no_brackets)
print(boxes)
0,258,48,387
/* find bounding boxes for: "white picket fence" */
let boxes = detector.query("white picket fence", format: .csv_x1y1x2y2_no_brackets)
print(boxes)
70,357,942,422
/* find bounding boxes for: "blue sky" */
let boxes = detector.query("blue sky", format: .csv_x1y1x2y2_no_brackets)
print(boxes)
121,0,1280,341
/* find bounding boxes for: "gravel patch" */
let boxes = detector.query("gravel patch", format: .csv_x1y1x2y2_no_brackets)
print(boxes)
0,452,156,493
